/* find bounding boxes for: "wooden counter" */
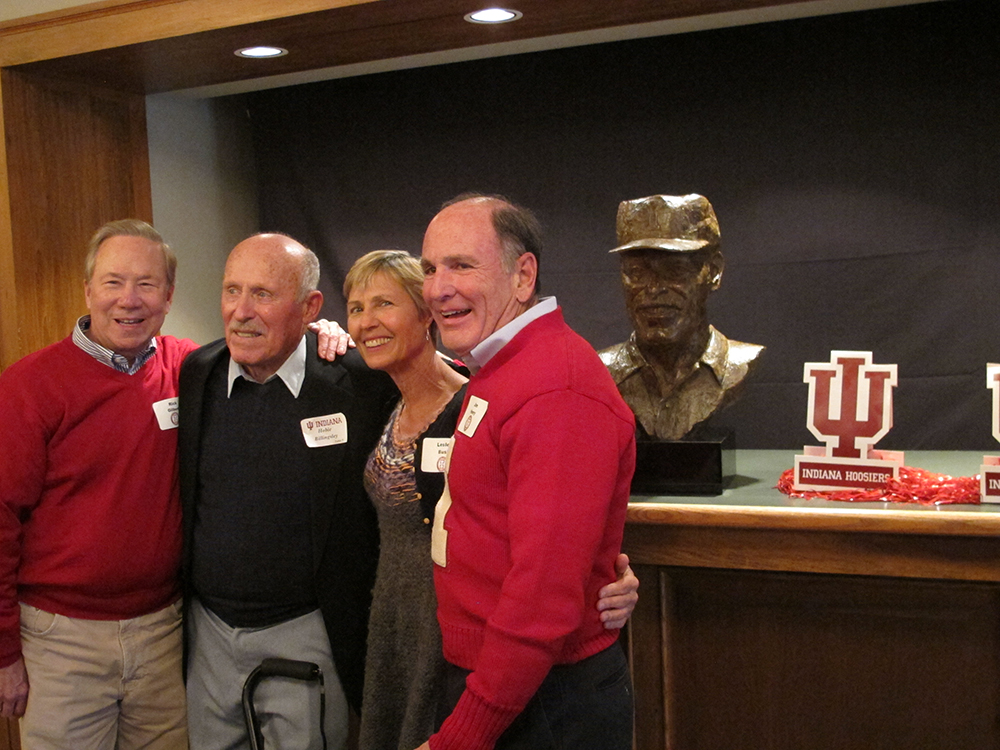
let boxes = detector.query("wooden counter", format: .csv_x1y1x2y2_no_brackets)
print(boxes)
623,450,1000,750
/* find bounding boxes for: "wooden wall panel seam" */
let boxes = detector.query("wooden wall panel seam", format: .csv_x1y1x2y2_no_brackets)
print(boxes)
0,71,22,371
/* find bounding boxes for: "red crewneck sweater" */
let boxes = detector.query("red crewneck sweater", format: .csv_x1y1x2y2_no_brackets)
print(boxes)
430,308,636,750
0,335,197,667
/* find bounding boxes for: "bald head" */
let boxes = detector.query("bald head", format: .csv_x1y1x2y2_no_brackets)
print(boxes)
222,233,324,382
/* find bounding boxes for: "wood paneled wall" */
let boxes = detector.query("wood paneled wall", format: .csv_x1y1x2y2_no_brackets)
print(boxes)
0,70,150,368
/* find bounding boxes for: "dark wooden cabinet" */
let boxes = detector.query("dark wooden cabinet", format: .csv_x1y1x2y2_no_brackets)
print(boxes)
624,450,1000,750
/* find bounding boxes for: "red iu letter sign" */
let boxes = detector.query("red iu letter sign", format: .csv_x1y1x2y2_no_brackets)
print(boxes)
981,364,1000,502
989,364,1000,445
804,351,897,458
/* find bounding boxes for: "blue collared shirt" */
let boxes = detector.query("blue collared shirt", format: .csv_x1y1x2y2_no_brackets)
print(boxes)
72,315,158,375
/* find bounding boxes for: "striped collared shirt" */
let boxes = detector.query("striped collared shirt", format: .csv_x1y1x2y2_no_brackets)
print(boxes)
72,315,158,375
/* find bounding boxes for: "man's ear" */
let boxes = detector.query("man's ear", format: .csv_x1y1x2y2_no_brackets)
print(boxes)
302,289,325,323
514,252,538,304
706,252,725,291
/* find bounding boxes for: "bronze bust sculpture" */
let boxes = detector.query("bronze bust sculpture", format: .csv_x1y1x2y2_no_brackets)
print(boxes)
599,194,765,440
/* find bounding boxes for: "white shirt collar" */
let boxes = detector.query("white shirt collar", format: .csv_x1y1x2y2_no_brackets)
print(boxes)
227,334,307,398
467,296,557,372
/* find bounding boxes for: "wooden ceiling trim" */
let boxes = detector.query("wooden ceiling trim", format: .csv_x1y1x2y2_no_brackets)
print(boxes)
0,0,378,66
0,0,145,32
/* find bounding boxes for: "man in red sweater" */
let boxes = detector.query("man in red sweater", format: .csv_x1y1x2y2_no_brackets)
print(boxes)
0,220,195,748
418,195,637,750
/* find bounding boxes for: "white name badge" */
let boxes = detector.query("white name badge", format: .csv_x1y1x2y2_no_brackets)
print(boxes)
300,413,348,448
152,398,179,430
457,396,488,438
421,438,453,473
431,437,455,567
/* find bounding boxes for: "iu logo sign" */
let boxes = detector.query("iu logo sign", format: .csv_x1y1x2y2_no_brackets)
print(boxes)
803,351,897,459
981,364,1000,503
794,351,902,492
988,364,1000,445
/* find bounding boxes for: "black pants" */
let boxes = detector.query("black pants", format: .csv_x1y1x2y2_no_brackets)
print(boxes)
438,642,633,750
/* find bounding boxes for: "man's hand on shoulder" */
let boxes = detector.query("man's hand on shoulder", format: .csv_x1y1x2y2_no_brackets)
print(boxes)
309,319,354,361
597,553,639,629
0,656,28,718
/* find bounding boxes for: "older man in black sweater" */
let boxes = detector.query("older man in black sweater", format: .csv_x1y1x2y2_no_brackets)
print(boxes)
178,233,395,750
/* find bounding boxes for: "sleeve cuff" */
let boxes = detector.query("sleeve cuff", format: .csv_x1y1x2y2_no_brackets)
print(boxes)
430,686,522,750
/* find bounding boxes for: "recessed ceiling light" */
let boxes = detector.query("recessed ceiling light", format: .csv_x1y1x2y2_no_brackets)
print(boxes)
464,8,522,24
234,46,288,59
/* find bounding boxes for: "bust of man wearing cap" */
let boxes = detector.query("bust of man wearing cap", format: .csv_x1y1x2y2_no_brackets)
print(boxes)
599,194,764,441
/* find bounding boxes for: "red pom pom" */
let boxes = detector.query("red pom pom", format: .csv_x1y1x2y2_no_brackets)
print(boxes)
776,466,981,505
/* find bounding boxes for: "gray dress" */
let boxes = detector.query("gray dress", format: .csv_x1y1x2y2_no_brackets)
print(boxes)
357,401,447,750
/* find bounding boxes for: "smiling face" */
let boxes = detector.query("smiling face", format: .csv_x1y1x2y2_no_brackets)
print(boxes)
620,247,722,351
222,234,323,382
84,235,174,361
421,199,537,359
347,271,433,376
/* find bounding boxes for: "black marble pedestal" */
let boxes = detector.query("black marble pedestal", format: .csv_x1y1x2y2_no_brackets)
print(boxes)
631,430,735,495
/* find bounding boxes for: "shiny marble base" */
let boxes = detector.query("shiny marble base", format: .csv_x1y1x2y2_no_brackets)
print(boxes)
631,430,735,496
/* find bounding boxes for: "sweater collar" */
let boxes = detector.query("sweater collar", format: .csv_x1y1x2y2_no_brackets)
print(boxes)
467,296,558,373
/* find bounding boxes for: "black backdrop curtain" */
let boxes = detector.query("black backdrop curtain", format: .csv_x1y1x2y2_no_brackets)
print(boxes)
245,0,999,450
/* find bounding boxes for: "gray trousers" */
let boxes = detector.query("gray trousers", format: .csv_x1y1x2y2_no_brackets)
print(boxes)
186,599,348,750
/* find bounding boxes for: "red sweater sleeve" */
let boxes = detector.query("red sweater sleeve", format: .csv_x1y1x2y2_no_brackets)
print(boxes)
0,361,51,666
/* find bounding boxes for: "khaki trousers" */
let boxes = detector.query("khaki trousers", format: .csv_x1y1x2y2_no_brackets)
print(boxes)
19,600,187,750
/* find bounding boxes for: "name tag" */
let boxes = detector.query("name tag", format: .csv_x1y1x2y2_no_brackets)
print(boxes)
300,413,348,448
431,438,455,567
152,398,179,430
420,438,453,473
457,396,488,438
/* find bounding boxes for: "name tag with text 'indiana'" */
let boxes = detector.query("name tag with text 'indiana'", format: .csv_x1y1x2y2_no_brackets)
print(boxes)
300,413,348,447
